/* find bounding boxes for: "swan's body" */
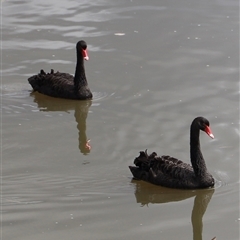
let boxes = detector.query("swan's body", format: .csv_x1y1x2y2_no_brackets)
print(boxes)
28,40,92,100
129,117,215,189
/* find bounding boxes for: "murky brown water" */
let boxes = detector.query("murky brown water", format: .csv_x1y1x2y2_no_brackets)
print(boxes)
2,0,239,240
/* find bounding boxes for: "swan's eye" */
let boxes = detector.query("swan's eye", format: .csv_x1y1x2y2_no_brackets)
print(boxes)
198,121,205,128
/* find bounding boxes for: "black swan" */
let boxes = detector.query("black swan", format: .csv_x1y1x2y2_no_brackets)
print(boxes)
129,117,215,189
28,40,92,100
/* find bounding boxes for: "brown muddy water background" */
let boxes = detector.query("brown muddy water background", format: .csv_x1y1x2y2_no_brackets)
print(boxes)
2,0,239,239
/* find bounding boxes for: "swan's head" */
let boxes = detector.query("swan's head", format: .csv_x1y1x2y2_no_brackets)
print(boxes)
77,40,89,61
196,117,214,139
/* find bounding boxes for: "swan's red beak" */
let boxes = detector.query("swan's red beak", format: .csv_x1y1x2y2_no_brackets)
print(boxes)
204,126,214,139
82,49,89,61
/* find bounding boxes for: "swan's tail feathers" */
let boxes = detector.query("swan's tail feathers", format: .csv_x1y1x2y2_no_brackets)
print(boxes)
129,150,158,181
28,69,56,91
39,69,55,75
133,150,157,170
28,74,38,91
40,69,46,75
129,166,148,181
129,166,137,177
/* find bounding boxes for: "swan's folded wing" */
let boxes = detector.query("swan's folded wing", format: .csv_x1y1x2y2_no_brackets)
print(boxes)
28,70,74,93
156,155,194,179
130,150,196,188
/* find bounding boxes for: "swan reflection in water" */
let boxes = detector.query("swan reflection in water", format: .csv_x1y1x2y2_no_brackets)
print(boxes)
30,92,92,155
131,180,215,240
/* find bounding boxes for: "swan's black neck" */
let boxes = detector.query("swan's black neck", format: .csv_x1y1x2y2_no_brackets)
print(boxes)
74,51,88,90
190,123,208,178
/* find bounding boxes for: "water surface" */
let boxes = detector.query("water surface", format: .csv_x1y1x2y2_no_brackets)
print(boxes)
2,0,239,240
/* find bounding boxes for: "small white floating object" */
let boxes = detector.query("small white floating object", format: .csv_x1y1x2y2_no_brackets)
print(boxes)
114,33,125,36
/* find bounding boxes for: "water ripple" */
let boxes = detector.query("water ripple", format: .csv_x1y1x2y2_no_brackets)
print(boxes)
92,91,115,101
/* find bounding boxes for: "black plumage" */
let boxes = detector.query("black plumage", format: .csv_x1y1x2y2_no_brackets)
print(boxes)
28,40,92,100
129,117,215,189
